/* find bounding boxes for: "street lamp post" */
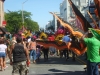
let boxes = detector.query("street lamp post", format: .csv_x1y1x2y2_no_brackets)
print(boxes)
22,0,28,24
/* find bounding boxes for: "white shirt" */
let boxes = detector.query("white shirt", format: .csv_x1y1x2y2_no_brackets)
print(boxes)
0,44,7,53
28,38,31,42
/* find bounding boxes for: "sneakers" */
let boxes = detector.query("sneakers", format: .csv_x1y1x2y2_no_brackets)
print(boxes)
0,66,8,71
4,66,8,70
33,61,36,64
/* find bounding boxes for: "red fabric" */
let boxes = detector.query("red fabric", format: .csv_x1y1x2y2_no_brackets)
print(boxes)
48,36,55,41
94,9,98,17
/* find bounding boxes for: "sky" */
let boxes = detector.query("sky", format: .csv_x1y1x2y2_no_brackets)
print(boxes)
4,0,63,28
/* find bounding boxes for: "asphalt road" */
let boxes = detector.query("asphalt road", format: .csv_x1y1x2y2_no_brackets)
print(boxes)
0,55,87,75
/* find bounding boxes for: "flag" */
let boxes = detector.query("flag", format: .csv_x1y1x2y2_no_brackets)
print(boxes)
89,28,100,41
75,18,83,30
68,0,92,32
94,0,100,19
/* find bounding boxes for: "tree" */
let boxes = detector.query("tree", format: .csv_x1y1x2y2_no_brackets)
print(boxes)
5,10,39,34
25,18,39,32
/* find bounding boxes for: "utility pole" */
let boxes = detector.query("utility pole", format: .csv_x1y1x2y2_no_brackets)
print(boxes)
22,0,28,24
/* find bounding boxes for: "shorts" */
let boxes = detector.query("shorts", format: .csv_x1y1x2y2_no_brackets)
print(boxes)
0,52,6,58
12,61,28,74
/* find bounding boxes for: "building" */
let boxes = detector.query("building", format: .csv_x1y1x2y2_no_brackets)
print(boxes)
46,12,60,32
46,21,52,30
46,0,90,32
52,12,60,32
0,0,5,27
0,0,8,36
81,0,98,28
60,0,89,22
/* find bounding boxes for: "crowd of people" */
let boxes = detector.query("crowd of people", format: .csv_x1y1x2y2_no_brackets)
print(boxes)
0,32,77,75
0,29,100,75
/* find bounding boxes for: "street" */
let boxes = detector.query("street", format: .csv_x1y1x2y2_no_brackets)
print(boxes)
0,55,86,75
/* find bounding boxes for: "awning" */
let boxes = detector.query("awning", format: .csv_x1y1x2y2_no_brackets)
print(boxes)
0,27,8,34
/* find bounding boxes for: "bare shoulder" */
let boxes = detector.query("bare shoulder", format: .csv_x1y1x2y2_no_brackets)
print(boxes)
11,44,15,49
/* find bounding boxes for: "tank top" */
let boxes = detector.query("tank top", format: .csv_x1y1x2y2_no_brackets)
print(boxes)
13,43,26,63
29,42,36,50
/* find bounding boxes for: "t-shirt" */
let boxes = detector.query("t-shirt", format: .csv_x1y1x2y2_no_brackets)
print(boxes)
84,37,100,62
28,38,31,42
62,35,71,43
0,44,7,53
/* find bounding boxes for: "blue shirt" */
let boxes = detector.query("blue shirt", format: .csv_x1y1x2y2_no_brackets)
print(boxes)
62,35,70,43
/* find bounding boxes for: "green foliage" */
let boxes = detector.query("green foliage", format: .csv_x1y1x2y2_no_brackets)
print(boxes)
25,18,39,32
5,10,39,34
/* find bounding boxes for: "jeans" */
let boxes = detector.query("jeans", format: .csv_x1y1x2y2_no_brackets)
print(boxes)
87,60,99,75
0,52,6,57
30,50,36,61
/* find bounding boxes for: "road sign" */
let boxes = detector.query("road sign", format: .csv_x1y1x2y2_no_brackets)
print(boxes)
2,20,6,26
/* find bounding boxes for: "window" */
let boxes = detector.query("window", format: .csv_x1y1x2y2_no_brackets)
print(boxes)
76,1,79,6
64,8,66,11
80,0,86,3
80,0,86,6
89,6,95,14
